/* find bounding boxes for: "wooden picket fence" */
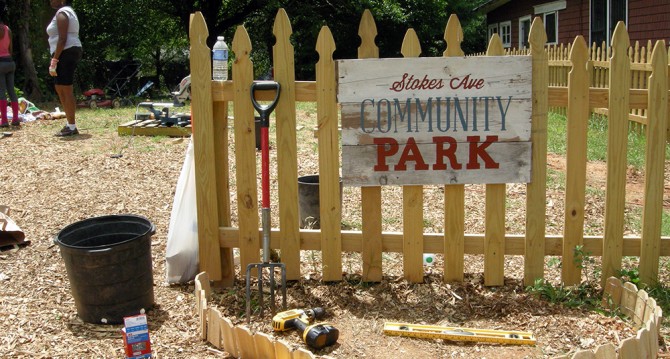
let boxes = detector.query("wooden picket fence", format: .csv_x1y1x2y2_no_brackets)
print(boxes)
188,9,669,290
482,40,669,135
193,271,663,358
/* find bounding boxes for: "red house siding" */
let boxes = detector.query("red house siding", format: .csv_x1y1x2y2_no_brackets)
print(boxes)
559,0,589,45
484,0,670,49
628,1,670,44
488,0,536,48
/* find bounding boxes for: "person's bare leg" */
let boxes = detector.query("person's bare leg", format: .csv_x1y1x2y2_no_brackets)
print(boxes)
55,84,76,125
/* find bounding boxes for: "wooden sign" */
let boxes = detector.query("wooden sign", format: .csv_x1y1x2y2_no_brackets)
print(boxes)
337,56,532,186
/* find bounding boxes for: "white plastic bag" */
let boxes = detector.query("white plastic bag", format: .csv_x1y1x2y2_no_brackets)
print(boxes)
165,138,199,283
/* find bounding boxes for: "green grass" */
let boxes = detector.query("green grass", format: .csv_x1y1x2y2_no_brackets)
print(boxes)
548,112,670,236
547,112,670,168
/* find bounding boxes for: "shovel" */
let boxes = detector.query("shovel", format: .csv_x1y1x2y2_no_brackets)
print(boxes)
245,81,286,323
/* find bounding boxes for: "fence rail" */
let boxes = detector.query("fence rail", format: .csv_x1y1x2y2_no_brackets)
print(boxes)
188,10,669,289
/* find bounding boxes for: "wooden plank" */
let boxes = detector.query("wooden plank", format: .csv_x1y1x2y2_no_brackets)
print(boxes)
316,25,342,282
656,304,663,323
361,187,383,282
220,228,670,257
254,332,276,358
195,271,211,299
644,297,657,326
200,292,207,340
232,25,261,275
220,317,239,358
119,119,142,127
646,308,659,357
337,57,532,103
403,185,424,283
194,280,202,314
635,328,650,359
602,276,623,309
639,41,668,285
443,14,465,283
207,307,222,348
601,22,630,287
358,9,383,283
117,122,192,137
524,16,548,286
594,343,616,358
217,78,655,108
444,185,464,282
443,14,464,57
484,184,505,286
571,350,596,358
293,348,316,359
620,282,638,318
400,29,424,284
234,326,256,359
618,336,641,359
189,12,222,280
337,56,534,188
633,290,649,329
342,141,531,186
214,99,234,286
339,99,532,143
273,9,301,281
214,80,316,102
484,33,505,287
547,86,650,109
274,340,293,359
562,36,590,286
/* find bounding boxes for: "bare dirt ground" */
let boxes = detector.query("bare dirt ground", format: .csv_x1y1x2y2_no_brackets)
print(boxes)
1,109,669,358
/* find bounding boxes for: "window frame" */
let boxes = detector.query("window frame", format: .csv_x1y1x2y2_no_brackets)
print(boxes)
590,0,628,46
488,23,499,43
500,21,512,48
543,12,558,44
534,0,566,45
519,15,532,49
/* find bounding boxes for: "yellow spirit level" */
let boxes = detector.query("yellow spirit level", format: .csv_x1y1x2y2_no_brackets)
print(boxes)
383,322,536,346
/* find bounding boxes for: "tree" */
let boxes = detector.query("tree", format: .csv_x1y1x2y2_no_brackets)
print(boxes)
10,0,51,101
11,0,487,100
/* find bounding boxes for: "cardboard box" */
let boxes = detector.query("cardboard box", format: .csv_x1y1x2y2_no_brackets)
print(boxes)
122,314,152,359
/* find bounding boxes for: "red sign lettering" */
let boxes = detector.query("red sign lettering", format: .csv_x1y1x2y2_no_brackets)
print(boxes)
390,73,445,92
449,74,485,90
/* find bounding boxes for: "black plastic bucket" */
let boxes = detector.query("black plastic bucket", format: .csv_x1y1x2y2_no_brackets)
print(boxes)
54,214,155,324
297,175,342,229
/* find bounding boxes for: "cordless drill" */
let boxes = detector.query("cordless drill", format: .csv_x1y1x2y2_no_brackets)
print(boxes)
272,307,339,349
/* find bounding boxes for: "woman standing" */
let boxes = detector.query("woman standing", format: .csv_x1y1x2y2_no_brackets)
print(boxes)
0,1,19,128
47,0,82,137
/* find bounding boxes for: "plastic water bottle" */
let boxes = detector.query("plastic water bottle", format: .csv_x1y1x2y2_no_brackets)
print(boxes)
423,253,435,266
212,36,229,81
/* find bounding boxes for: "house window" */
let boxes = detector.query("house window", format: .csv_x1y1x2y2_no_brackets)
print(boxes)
488,23,498,43
591,0,627,46
519,16,532,49
500,21,512,48
544,12,557,44
534,1,566,45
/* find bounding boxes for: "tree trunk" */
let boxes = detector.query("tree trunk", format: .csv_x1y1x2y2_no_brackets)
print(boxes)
154,48,162,91
16,0,42,101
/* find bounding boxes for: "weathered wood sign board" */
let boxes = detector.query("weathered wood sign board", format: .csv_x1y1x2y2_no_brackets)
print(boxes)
337,56,532,186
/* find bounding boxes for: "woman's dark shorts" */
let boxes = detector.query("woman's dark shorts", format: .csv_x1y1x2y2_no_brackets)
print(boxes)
55,46,82,86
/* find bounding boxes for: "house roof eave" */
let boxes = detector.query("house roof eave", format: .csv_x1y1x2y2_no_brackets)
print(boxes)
475,0,512,14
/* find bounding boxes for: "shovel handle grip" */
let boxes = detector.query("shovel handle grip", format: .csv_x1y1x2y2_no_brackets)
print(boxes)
251,81,281,126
